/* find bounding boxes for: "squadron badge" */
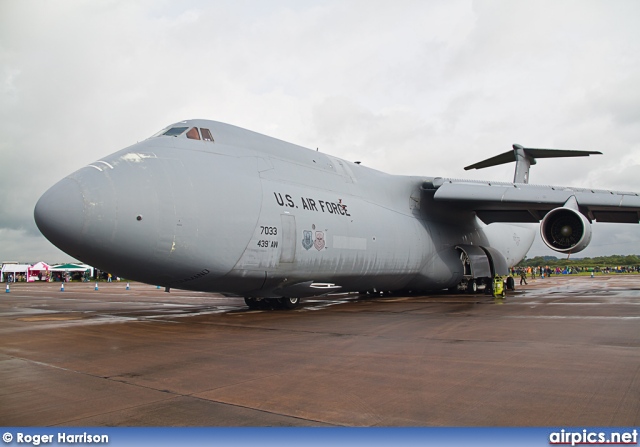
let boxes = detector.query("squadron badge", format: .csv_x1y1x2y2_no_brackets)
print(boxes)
302,230,313,250
314,231,325,251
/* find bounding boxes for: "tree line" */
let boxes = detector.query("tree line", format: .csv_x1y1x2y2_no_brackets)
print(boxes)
517,254,640,268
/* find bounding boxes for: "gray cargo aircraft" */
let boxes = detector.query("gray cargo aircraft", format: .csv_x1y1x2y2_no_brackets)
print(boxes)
34,120,640,308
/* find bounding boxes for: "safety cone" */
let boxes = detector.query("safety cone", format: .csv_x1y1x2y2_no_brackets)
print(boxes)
5,283,9,293
95,282,99,291
126,282,130,290
60,283,65,292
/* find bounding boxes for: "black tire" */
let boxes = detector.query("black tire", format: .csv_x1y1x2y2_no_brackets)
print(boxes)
280,297,300,309
467,279,477,294
244,297,259,309
506,276,515,290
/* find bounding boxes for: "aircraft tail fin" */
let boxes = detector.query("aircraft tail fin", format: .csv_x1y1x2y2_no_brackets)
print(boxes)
464,144,602,184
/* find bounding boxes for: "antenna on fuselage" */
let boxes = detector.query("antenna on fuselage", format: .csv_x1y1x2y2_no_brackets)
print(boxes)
464,144,602,184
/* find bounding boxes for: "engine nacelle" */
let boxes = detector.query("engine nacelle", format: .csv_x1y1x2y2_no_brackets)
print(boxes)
540,207,592,253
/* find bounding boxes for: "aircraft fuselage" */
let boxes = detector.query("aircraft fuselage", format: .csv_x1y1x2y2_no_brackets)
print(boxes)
34,120,534,297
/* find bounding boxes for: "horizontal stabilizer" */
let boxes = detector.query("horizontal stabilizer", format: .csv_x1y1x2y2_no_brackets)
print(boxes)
464,144,602,184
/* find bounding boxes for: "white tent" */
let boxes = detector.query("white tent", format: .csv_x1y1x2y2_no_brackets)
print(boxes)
27,261,50,282
1,264,29,282
50,263,94,280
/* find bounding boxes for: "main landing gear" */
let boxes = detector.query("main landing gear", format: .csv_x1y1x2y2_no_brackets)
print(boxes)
466,279,478,294
244,297,300,310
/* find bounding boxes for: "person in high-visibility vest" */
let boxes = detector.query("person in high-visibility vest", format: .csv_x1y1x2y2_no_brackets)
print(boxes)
493,275,505,297
520,269,528,285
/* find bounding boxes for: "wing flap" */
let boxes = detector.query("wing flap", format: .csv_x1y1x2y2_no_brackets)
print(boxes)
591,210,639,223
475,210,540,224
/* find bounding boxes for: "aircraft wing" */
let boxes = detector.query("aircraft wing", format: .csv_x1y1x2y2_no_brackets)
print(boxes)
427,178,640,224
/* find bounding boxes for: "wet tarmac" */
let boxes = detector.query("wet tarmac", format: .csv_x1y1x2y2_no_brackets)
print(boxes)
1,275,639,426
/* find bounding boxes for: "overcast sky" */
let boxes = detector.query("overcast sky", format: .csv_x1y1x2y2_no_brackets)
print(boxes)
1,0,640,264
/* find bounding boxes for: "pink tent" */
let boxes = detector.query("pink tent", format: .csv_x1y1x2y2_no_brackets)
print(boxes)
27,261,50,282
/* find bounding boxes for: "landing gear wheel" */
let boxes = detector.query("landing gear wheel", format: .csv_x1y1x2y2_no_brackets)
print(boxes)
280,297,300,309
466,279,477,294
244,297,259,309
506,276,515,290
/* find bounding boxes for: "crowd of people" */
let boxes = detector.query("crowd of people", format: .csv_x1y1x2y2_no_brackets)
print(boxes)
511,265,640,281
4,270,116,283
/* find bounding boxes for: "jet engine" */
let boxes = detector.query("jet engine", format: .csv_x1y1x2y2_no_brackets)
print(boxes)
540,207,592,253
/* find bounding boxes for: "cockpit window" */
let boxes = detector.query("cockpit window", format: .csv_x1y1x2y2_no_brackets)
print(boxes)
154,125,214,142
162,127,188,137
186,127,201,140
201,128,214,142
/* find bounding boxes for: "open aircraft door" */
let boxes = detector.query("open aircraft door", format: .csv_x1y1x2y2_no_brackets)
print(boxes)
480,246,509,277
481,246,513,290
455,245,493,293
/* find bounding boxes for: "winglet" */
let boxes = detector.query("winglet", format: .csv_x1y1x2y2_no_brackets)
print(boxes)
464,145,602,184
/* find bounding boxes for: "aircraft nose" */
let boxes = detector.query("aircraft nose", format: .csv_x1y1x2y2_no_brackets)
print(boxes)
34,177,86,256
35,166,119,263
